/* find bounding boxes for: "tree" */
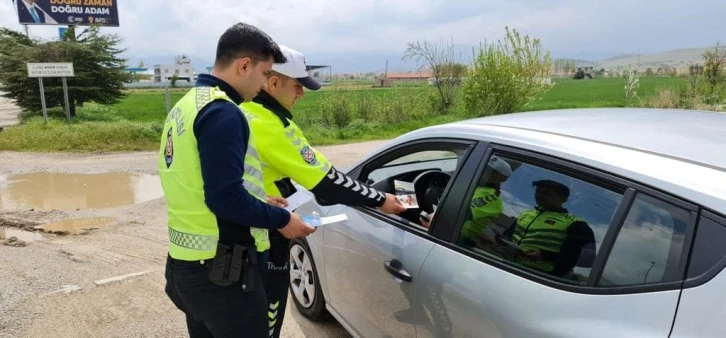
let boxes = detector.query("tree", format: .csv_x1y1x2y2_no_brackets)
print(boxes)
462,27,553,116
0,25,132,118
702,42,726,90
402,37,462,110
644,67,654,77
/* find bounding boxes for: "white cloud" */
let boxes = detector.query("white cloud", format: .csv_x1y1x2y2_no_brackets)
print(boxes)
1,0,724,70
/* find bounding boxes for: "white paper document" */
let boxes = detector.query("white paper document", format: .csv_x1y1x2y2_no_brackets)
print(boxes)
301,213,349,227
284,189,314,212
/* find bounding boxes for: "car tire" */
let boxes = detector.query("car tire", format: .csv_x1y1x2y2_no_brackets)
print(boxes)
288,237,331,322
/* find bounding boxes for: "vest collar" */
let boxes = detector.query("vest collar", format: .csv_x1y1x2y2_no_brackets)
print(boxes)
252,90,292,127
196,74,243,105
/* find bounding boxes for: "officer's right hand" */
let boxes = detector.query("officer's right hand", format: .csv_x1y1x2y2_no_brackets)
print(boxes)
278,212,316,239
379,193,407,214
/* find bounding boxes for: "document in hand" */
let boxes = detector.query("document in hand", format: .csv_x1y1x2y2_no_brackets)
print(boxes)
300,214,349,227
394,180,419,209
284,189,315,212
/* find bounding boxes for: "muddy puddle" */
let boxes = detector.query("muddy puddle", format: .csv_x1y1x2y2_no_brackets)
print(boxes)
0,172,163,211
41,217,116,235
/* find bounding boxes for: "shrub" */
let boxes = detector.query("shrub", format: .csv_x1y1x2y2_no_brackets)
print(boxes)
462,27,554,116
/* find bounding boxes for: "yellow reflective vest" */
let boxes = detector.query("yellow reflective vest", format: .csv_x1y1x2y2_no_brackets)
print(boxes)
239,101,332,198
158,86,270,261
461,186,504,240
512,209,580,273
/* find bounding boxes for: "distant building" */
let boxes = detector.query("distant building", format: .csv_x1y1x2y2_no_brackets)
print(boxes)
124,67,154,83
385,71,432,83
153,55,196,83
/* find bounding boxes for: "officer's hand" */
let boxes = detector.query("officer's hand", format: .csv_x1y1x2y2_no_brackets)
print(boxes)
267,196,288,208
379,193,407,214
278,212,316,239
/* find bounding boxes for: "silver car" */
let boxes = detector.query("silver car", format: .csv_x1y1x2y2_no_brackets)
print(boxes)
288,108,726,338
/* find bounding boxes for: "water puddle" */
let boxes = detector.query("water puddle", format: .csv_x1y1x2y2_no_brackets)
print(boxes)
40,217,116,235
0,172,164,211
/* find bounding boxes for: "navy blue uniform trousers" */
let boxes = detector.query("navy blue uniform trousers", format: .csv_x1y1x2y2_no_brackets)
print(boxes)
165,253,269,338
260,231,290,338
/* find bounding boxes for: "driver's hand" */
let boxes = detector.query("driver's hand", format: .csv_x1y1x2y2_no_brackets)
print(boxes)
420,212,434,229
380,193,407,214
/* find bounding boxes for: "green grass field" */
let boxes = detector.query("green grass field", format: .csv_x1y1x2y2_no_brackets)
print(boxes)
0,77,687,152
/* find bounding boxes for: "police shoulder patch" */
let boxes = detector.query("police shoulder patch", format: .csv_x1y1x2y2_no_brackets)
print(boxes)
164,127,174,168
472,196,486,207
300,145,318,165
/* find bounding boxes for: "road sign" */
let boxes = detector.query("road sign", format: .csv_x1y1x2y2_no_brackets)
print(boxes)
58,27,67,39
27,62,75,78
26,62,75,124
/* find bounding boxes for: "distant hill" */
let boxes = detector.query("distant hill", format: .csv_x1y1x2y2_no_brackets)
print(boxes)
597,48,707,71
603,53,641,61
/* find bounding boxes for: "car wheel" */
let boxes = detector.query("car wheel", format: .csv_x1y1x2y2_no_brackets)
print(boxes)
289,237,331,321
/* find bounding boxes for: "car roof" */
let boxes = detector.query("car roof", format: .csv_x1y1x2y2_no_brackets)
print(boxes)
458,108,725,171
384,107,725,214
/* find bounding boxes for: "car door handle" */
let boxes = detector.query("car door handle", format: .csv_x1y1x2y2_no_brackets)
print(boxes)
384,259,412,283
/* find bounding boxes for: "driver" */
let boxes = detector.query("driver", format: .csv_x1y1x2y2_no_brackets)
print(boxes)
420,156,512,233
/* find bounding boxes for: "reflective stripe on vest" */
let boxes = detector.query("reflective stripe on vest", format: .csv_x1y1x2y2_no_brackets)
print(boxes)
159,86,270,261
512,209,579,272
461,186,503,240
240,101,332,197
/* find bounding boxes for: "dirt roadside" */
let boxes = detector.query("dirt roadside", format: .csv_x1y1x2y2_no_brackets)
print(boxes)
0,93,21,129
0,140,388,338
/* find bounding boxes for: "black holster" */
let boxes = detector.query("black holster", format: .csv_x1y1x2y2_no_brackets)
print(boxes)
207,243,258,292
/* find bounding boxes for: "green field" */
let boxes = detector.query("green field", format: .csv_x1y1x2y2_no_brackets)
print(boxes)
0,77,687,152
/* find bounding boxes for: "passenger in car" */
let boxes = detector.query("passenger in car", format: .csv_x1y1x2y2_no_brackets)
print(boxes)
419,156,512,233
501,180,596,277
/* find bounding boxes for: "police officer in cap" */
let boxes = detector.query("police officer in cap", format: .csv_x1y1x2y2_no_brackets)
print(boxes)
502,179,595,277
240,45,406,337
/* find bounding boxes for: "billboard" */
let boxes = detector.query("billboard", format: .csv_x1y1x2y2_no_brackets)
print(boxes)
16,0,120,27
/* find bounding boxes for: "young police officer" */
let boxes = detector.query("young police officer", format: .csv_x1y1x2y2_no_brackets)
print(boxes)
159,24,315,338
240,45,406,337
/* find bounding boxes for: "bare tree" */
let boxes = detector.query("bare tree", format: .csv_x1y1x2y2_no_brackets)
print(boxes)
702,42,726,89
402,37,462,109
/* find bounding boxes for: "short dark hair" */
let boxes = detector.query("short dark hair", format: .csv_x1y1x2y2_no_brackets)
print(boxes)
214,23,286,68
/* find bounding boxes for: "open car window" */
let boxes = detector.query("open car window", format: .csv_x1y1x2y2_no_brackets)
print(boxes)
368,150,460,185
358,141,471,228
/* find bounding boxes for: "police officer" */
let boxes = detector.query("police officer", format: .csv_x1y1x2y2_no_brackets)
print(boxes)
503,179,595,277
159,23,315,338
421,156,511,241
458,156,512,245
240,45,407,338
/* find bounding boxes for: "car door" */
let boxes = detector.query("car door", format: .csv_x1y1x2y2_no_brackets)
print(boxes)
322,138,475,337
414,144,697,338
669,211,726,337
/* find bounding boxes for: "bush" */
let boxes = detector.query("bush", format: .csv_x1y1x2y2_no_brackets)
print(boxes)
462,27,554,116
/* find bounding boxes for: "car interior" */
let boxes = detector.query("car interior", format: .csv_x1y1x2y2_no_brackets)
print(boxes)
359,146,469,226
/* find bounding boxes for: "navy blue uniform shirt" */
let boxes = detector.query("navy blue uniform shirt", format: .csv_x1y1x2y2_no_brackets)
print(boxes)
193,74,290,238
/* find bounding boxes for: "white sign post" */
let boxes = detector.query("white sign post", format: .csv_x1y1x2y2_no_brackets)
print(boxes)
26,62,75,124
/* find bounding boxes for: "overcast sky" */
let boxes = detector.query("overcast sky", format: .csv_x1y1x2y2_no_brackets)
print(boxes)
1,0,724,72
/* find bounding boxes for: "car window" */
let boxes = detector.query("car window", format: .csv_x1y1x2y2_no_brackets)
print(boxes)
685,215,726,280
598,193,690,287
367,150,461,184
453,154,624,285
